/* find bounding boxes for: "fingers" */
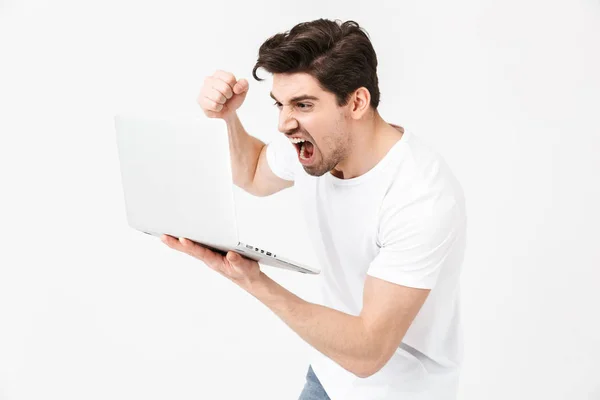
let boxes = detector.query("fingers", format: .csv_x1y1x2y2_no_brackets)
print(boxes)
161,235,229,273
160,235,253,282
198,97,224,113
204,86,228,105
199,78,225,112
210,74,234,99
199,79,229,113
203,71,235,102
177,237,220,263
161,234,186,252
212,69,237,89
197,70,248,115
232,78,248,95
161,235,202,257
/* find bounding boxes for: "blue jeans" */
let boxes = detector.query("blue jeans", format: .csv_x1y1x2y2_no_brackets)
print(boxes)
298,365,331,400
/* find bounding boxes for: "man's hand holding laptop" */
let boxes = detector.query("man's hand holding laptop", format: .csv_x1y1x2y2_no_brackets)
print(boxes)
161,234,261,290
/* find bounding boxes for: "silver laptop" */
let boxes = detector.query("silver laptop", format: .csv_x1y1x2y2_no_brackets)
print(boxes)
114,112,320,275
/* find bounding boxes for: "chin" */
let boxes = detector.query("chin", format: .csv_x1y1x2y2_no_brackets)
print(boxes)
302,167,322,177
302,162,331,177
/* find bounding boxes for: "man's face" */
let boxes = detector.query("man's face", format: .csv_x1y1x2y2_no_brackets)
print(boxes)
271,72,350,177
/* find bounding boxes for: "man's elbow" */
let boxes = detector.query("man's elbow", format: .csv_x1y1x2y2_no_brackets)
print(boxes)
350,330,400,378
352,354,389,379
353,363,381,379
353,366,376,379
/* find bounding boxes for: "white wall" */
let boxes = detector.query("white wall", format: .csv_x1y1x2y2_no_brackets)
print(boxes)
1,0,599,399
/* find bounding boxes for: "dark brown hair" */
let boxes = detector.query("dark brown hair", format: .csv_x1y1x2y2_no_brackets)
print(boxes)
252,18,380,109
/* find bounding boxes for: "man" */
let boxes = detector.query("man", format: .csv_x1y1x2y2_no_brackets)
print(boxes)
161,18,467,400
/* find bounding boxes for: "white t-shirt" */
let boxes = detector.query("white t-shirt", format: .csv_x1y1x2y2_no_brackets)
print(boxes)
266,126,468,400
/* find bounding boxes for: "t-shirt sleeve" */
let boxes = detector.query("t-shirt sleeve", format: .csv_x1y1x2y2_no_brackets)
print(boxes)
367,190,463,290
265,133,298,182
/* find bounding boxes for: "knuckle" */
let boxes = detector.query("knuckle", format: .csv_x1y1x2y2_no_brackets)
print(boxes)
208,98,221,110
208,90,219,102
207,90,220,103
217,82,233,99
222,70,235,81
215,71,236,88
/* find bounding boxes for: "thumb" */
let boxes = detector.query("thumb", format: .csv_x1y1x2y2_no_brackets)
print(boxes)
233,78,248,95
227,252,246,274
227,251,242,267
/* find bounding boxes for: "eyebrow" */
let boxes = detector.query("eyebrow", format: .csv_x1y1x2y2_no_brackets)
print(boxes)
269,92,320,103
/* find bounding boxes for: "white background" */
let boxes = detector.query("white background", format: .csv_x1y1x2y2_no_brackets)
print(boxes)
1,0,599,399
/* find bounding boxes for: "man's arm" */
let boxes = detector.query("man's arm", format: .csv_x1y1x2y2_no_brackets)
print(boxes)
197,70,292,196
161,194,442,378
245,271,430,378
222,112,266,192
224,113,293,197
161,235,429,378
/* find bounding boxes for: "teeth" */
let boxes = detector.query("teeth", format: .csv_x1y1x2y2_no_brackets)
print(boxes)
299,143,309,160
289,137,306,144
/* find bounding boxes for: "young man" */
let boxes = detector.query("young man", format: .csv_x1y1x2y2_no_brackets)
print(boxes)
162,18,468,400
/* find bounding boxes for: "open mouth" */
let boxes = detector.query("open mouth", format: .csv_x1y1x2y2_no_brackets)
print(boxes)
291,139,315,163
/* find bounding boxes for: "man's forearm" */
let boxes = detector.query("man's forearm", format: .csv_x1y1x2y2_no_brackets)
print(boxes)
245,271,380,378
223,112,265,190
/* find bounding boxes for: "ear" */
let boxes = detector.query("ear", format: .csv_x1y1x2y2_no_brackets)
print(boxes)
348,87,372,119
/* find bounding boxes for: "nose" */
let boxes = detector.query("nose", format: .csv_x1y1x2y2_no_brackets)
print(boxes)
278,108,299,134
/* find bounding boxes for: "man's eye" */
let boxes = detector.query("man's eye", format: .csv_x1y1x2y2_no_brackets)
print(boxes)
272,102,312,109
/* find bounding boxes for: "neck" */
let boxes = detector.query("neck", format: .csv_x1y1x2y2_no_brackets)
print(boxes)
330,111,404,180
